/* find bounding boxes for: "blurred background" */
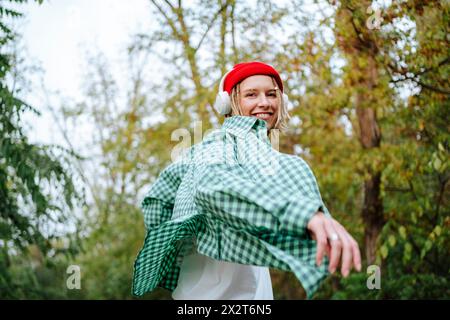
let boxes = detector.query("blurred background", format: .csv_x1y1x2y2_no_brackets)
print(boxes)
0,0,448,299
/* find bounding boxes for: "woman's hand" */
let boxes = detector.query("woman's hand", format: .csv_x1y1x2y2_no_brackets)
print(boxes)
307,212,362,277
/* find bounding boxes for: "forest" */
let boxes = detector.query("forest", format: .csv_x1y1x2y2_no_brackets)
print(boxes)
0,0,448,299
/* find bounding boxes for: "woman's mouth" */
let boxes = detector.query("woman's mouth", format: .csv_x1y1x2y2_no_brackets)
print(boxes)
251,112,273,121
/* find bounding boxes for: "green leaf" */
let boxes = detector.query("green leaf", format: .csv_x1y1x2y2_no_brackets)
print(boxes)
420,240,433,259
388,235,396,247
411,212,417,224
399,226,407,240
434,226,442,237
403,242,412,263
381,244,389,259
433,156,442,171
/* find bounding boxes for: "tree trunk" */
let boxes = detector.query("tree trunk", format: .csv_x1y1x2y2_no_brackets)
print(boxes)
355,61,385,264
335,2,387,265
361,171,385,264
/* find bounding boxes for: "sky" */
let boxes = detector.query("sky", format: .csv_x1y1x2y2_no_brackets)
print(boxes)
16,0,155,146
21,0,152,100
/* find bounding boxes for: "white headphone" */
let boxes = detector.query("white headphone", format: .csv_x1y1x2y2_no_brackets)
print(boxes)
213,69,291,115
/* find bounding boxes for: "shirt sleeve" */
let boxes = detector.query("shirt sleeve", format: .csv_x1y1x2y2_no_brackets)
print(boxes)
141,161,187,230
193,133,329,238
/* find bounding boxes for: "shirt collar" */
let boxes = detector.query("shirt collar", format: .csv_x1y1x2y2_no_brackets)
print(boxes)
222,115,269,139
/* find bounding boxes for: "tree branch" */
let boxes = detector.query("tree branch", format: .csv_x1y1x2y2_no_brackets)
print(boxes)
218,0,229,75
415,79,450,95
230,0,238,64
387,57,450,95
194,1,230,53
150,0,180,39
345,4,371,48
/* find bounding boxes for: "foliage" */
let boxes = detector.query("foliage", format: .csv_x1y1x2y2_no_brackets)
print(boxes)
1,0,448,299
0,0,82,298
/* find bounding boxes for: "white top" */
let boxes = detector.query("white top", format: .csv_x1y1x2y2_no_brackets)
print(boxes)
172,252,274,300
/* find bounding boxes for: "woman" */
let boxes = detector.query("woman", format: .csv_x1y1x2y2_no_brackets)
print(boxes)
132,61,361,300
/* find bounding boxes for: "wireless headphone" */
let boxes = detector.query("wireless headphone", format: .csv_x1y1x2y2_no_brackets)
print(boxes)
213,69,291,116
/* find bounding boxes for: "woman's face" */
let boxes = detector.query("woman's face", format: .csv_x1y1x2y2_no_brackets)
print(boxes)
238,75,279,130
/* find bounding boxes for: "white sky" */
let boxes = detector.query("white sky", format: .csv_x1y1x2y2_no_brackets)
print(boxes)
21,0,152,100
17,0,155,147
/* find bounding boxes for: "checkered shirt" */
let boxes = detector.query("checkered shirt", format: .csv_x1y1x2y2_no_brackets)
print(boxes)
132,115,330,298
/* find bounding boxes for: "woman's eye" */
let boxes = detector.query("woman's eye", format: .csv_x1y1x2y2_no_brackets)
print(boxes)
245,93,255,97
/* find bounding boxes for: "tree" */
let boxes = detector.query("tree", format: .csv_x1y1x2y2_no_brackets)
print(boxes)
0,0,82,298
9,0,446,299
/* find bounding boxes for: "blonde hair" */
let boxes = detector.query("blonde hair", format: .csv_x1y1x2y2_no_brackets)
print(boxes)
226,76,290,133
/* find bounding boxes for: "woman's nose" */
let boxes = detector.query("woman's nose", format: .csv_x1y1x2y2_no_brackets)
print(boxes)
256,93,270,106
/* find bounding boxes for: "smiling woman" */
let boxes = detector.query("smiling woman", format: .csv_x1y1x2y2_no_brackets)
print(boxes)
132,61,361,301
226,62,291,132
235,75,279,129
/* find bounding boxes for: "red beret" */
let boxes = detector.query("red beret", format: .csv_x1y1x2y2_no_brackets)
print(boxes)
223,61,284,94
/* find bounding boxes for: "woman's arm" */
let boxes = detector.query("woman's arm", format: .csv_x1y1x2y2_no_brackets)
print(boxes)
194,162,325,237
194,162,361,277
141,161,187,229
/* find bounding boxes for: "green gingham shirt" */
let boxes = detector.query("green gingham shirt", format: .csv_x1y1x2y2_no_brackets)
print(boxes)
132,115,330,298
